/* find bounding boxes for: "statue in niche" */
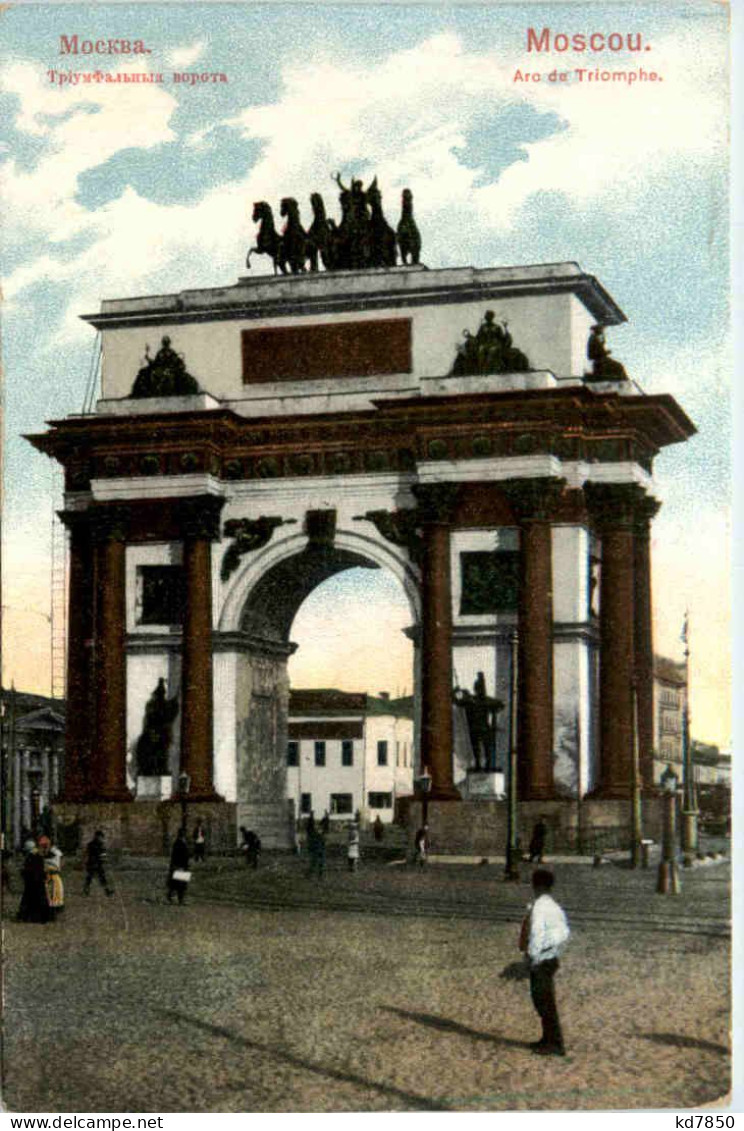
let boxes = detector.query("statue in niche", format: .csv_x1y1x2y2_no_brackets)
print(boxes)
453,672,504,771
451,310,530,376
135,678,180,777
585,324,629,381
130,336,200,398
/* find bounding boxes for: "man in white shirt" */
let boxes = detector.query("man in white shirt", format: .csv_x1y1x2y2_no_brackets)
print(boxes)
521,868,570,1056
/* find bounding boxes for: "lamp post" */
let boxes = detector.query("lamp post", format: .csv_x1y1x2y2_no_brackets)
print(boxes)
504,629,520,882
680,614,698,867
416,768,432,828
656,764,681,894
178,771,191,834
630,679,642,868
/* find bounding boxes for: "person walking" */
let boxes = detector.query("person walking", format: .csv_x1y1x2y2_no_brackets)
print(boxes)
528,816,548,863
241,829,261,869
519,869,570,1056
167,827,191,905
373,815,384,843
414,824,428,867
347,821,360,872
193,820,207,863
83,830,114,897
306,820,326,880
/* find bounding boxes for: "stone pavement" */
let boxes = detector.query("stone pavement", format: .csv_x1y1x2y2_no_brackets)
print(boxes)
1,851,731,1113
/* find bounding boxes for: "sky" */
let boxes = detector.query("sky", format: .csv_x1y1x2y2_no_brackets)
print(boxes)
0,1,731,746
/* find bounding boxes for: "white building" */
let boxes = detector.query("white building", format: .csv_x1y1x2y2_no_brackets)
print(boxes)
286,689,414,824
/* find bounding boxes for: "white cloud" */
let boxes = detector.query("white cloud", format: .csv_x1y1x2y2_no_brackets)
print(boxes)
0,59,177,242
168,39,207,69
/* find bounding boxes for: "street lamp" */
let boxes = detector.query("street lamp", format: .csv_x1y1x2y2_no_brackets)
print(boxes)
504,629,520,882
630,678,643,868
680,614,698,867
416,768,432,827
178,771,191,834
656,764,681,895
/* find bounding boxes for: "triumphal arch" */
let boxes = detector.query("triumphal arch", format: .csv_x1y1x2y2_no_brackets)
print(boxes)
30,184,694,852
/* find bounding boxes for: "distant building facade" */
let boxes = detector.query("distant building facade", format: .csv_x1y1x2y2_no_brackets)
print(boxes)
652,656,730,788
1,689,65,848
286,690,414,824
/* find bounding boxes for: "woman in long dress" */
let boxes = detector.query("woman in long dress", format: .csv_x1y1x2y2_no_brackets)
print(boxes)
17,844,50,923
41,838,65,918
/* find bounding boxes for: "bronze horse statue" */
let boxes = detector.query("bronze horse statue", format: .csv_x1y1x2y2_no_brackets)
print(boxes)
367,177,397,268
397,187,421,265
279,197,314,274
308,192,337,271
246,201,283,274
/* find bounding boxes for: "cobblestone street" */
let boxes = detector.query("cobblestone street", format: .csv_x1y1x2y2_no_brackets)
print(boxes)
1,851,731,1113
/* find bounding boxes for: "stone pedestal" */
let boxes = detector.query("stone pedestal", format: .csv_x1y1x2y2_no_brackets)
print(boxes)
463,771,505,800
136,776,172,800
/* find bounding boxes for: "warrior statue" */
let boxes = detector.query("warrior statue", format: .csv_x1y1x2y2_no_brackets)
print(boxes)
586,324,629,381
131,336,200,398
453,672,504,772
135,678,180,777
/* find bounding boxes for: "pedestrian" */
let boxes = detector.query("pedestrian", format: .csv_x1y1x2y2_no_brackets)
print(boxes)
306,821,325,880
528,816,548,863
17,842,50,923
193,819,206,863
167,827,191,905
39,836,65,919
320,810,330,836
519,868,570,1057
83,830,114,897
245,829,261,869
347,821,360,872
414,824,428,867
373,815,384,842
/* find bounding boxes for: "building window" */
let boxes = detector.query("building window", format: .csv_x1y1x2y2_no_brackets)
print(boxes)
287,741,299,767
330,793,353,815
460,551,519,615
341,740,354,766
377,740,388,766
300,793,312,815
368,791,393,809
314,741,326,767
396,742,400,767
136,565,185,625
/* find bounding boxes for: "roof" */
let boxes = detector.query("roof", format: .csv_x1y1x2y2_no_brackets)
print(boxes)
289,689,414,719
1,689,66,721
289,689,368,715
654,656,686,685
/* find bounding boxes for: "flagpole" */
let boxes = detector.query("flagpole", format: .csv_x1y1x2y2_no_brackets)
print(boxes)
680,611,698,867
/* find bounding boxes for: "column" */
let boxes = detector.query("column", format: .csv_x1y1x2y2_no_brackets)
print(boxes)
634,497,660,790
413,484,460,801
59,512,94,800
503,478,564,800
585,484,643,798
179,497,225,801
91,508,132,801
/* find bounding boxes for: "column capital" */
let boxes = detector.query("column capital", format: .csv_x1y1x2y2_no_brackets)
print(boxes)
633,495,661,534
583,482,646,530
58,509,91,534
412,483,460,524
180,495,225,541
502,476,566,522
89,505,130,543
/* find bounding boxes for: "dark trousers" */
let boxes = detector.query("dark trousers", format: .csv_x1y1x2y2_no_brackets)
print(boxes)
84,863,112,895
529,958,564,1050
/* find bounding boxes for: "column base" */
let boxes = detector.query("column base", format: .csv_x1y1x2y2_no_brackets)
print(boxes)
519,785,556,802
429,784,461,801
174,790,224,804
97,787,134,803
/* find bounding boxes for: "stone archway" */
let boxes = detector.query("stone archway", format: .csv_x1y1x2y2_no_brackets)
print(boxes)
222,527,420,846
